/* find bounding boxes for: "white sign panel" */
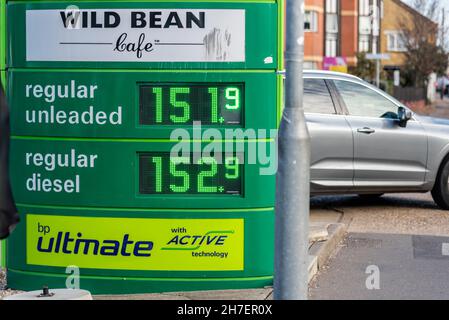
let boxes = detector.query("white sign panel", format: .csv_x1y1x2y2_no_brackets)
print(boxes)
394,70,400,87
366,53,390,60
26,8,246,62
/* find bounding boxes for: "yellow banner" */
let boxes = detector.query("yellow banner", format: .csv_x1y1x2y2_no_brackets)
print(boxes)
329,65,348,73
27,214,244,271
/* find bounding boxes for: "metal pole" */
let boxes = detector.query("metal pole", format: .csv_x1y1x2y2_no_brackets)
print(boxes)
441,9,445,49
274,0,310,300
376,59,380,88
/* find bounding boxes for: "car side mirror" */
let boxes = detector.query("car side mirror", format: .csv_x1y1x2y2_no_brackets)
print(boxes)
397,106,412,128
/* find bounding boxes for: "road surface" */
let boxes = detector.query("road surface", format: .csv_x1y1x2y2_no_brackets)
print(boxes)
309,193,449,300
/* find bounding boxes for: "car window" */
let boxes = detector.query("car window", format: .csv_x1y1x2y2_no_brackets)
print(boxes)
334,80,398,119
303,79,336,115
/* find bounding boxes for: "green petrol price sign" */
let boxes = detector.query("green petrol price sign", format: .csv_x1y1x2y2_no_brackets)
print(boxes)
5,0,284,294
10,139,274,208
9,71,276,138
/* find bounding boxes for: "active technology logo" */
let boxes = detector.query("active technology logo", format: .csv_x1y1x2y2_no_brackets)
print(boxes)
162,230,235,259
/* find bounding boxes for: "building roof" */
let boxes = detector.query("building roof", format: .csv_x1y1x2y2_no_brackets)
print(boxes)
393,0,438,28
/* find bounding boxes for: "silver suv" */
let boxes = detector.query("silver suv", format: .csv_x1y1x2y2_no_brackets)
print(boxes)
304,71,449,210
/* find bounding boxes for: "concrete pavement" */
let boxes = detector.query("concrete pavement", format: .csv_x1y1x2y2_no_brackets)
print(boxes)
310,232,449,300
95,288,275,301
418,98,449,118
310,192,449,300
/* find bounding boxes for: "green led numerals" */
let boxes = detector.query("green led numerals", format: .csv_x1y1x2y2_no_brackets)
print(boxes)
225,156,240,179
152,156,163,192
225,87,241,110
143,154,241,195
142,84,242,125
208,87,218,123
151,87,191,124
197,157,218,193
152,87,163,123
170,88,191,123
170,157,190,193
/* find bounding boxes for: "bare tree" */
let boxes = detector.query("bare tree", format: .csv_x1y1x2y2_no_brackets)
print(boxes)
441,8,447,50
398,0,448,87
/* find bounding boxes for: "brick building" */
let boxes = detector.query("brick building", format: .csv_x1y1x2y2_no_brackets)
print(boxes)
380,0,438,72
304,0,383,70
303,0,437,75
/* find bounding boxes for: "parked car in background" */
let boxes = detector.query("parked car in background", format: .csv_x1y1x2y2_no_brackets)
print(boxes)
303,71,449,210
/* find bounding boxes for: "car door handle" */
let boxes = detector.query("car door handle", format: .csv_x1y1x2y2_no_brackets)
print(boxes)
357,127,376,134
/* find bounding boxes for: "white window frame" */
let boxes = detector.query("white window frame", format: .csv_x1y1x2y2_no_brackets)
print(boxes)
304,11,318,32
380,0,384,19
385,31,407,52
326,13,339,33
359,0,370,16
325,0,339,57
359,16,372,35
325,34,338,57
326,0,338,14
359,34,370,52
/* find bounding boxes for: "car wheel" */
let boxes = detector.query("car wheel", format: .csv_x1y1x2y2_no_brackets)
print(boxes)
431,159,449,210
358,194,384,199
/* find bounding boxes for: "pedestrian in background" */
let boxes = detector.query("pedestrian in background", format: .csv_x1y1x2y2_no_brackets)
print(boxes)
437,76,449,100
0,80,19,239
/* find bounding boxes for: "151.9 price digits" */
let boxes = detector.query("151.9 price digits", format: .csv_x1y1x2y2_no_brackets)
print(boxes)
139,83,244,125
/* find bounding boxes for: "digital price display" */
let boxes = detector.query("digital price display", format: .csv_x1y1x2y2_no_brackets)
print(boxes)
139,153,243,195
139,83,244,125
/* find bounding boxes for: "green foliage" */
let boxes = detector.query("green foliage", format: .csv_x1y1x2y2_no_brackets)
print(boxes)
402,44,448,87
348,53,376,81
398,0,449,87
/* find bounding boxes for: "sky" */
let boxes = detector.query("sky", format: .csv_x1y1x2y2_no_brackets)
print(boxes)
402,0,449,24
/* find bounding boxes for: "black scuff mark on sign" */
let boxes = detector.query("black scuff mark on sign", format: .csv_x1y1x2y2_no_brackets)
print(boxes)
203,28,232,61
